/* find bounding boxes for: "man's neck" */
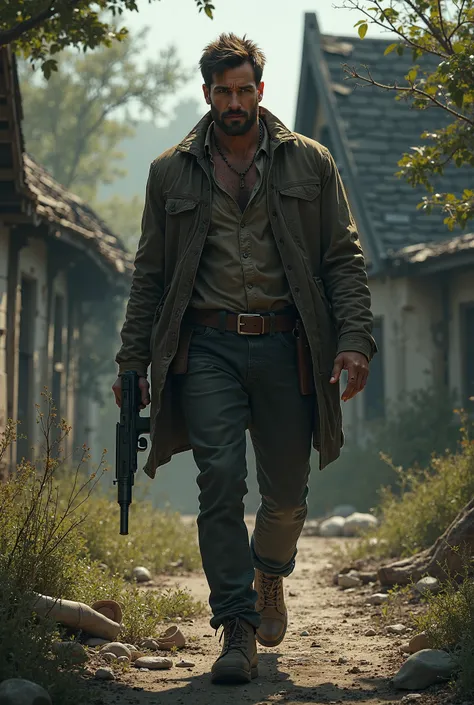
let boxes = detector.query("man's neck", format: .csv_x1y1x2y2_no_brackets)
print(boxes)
214,120,260,159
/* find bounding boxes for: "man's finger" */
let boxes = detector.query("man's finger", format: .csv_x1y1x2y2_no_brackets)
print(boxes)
330,358,344,383
342,372,358,401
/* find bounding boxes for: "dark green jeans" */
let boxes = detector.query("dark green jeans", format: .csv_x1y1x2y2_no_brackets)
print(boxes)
176,324,315,629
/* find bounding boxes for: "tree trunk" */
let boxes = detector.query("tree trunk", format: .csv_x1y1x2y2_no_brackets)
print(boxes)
378,498,474,587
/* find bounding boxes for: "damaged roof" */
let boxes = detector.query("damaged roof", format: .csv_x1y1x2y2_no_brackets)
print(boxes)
295,13,470,273
23,153,133,276
0,46,132,280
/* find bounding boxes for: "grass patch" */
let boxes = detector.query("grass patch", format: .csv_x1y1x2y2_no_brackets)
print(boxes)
339,422,474,562
415,564,474,698
0,393,203,701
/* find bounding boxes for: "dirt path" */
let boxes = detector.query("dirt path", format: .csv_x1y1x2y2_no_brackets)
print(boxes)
88,524,450,705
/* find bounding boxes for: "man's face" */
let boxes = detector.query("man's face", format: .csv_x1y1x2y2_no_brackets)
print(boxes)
202,61,264,136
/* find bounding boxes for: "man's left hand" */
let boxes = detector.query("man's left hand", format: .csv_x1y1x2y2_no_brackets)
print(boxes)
330,351,369,402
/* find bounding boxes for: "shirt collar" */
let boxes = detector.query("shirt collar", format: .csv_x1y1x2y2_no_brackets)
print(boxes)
204,119,270,158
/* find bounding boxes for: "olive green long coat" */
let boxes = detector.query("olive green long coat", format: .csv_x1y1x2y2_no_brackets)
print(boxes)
115,108,376,478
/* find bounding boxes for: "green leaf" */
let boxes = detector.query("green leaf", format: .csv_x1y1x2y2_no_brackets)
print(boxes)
358,23,368,39
452,42,464,54
204,5,213,18
407,68,418,83
384,43,398,56
396,44,405,56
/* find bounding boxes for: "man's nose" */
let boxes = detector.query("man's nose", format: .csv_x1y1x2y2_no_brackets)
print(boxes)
228,92,242,111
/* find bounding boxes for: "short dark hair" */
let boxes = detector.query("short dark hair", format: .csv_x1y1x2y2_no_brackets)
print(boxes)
199,33,266,87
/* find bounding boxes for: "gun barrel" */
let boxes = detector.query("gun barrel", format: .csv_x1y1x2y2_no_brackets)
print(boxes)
120,503,129,535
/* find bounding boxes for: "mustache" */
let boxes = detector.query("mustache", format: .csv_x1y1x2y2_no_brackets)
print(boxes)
221,110,248,118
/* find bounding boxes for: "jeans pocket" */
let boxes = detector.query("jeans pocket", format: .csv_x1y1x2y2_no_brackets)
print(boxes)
275,331,296,349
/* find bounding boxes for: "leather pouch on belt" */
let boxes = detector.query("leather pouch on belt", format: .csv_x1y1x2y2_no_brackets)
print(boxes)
170,325,193,374
295,319,315,395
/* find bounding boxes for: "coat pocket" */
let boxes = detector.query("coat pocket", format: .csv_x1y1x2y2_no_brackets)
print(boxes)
279,180,321,201
165,197,198,214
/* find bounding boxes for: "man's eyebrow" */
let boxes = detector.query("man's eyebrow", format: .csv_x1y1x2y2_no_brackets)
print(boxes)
214,84,255,89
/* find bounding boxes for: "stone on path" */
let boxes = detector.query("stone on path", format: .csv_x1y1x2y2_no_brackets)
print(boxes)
302,519,320,536
102,652,117,663
408,632,430,654
51,641,88,663
99,642,131,660
94,668,115,681
387,623,407,635
133,656,173,670
343,512,378,537
338,572,362,589
132,566,152,583
415,576,440,595
85,637,109,647
176,659,195,668
332,504,357,518
367,593,389,605
364,628,376,636
0,678,52,705
320,516,345,537
393,649,456,690
401,695,423,702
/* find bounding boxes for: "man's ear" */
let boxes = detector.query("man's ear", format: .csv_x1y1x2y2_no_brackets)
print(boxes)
257,81,264,102
202,83,211,105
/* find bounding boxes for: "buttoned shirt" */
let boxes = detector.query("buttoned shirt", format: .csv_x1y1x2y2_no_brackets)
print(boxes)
190,121,293,313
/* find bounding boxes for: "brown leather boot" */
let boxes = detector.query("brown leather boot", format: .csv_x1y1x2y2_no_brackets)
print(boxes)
211,617,258,684
255,570,288,647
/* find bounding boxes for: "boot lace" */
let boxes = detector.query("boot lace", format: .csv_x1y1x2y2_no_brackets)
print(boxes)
218,617,247,654
261,574,281,607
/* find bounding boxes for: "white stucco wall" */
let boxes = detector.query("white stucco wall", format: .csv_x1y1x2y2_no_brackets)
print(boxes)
345,272,445,431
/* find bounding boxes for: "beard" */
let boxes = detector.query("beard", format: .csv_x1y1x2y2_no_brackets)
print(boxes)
211,100,259,136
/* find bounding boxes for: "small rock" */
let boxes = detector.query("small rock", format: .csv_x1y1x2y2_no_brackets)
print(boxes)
387,623,407,635
348,665,361,674
140,638,159,650
52,641,88,663
408,632,430,654
393,649,456,690
358,572,377,584
364,628,376,636
337,656,348,664
415,576,440,595
139,668,150,672
320,516,345,537
300,630,310,636
343,512,378,537
401,644,411,654
117,656,129,664
176,659,195,668
99,642,131,659
84,637,110,647
122,643,138,651
367,593,389,605
302,519,320,536
289,591,297,597
102,652,117,663
95,668,115,681
401,695,423,702
132,566,152,583
134,656,173,670
338,572,362,589
311,642,322,647
332,504,357,518
0,678,52,705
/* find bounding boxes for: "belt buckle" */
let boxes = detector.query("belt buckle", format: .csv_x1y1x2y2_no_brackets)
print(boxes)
237,313,264,335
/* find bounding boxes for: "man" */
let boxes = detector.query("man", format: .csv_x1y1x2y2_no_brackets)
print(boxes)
113,33,375,685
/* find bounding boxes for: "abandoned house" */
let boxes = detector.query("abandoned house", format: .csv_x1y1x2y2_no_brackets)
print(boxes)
296,12,474,436
0,46,132,469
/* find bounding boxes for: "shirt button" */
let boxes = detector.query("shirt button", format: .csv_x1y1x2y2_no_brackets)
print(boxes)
243,252,249,259
247,283,253,289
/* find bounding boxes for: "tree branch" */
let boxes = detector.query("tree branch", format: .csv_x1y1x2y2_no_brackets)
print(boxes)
437,0,452,51
0,1,57,46
343,65,474,125
403,0,453,53
338,0,449,59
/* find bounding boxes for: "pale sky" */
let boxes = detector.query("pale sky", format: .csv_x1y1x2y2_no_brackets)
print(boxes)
124,0,389,129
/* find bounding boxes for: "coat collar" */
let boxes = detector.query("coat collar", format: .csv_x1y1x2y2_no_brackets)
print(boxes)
176,106,296,158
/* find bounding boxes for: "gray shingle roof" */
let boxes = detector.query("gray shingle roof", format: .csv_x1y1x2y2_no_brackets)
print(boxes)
296,15,471,261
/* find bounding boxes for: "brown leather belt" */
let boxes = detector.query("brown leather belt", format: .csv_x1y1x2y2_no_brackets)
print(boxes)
185,308,297,335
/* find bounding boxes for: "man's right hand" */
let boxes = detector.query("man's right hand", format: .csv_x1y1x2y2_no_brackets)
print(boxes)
112,375,150,410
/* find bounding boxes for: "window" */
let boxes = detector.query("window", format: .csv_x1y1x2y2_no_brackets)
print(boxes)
364,318,385,420
461,304,474,411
